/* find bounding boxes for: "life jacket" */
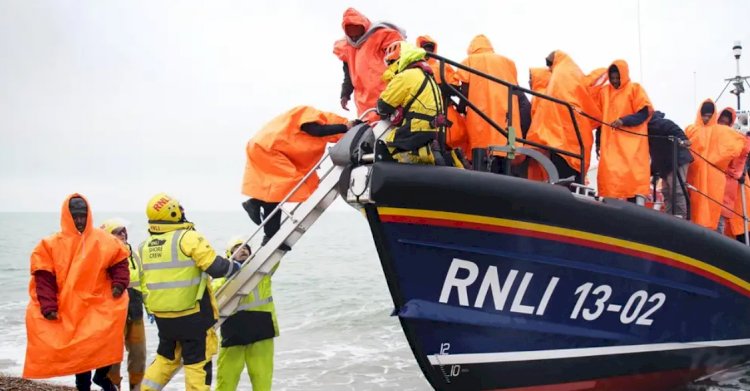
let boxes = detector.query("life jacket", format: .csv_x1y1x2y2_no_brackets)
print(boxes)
211,261,279,346
126,242,142,291
138,230,207,313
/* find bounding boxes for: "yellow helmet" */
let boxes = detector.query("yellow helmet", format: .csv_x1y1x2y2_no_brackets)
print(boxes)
100,218,129,234
225,235,250,258
146,193,183,222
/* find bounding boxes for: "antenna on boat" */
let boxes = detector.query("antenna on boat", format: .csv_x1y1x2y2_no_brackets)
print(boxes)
716,41,750,110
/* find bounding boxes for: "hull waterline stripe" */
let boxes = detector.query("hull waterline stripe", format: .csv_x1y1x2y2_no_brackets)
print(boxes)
426,338,750,365
377,207,750,297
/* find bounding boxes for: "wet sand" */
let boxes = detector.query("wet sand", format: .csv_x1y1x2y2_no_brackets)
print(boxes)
0,374,75,390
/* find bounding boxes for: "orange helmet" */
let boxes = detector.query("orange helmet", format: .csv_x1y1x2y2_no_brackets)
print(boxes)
384,41,403,65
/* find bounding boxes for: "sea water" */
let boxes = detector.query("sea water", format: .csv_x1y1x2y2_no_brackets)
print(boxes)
0,209,425,390
0,210,745,390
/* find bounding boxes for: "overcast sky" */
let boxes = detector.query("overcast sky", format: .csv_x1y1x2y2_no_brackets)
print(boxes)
1,0,749,212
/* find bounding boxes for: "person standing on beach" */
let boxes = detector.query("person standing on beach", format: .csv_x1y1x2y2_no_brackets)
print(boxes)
24,194,130,391
101,219,147,391
138,193,242,391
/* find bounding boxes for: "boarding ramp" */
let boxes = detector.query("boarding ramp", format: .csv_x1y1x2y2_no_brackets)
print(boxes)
214,121,381,326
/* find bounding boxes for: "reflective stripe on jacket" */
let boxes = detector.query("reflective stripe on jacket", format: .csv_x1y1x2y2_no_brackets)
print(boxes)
139,230,207,313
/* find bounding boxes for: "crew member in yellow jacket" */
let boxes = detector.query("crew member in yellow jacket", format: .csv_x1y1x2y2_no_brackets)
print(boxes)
377,41,444,165
213,236,278,391
138,193,243,391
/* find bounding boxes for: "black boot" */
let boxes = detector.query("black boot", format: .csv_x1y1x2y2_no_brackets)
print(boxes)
92,366,118,391
242,199,262,225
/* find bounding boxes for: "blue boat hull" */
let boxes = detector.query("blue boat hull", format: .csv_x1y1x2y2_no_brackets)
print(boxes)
360,163,750,390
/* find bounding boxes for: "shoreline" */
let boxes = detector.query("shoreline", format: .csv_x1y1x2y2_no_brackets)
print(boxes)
0,374,75,390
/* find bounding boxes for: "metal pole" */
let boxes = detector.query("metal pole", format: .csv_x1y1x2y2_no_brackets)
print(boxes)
671,137,678,216
739,88,742,111
505,85,514,175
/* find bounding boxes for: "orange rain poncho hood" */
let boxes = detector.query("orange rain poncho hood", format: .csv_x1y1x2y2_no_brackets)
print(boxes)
333,8,405,116
686,99,746,229
242,106,348,203
416,35,456,85
467,34,494,55
720,106,737,125
526,51,602,176
455,34,520,153
24,193,129,379
597,59,653,199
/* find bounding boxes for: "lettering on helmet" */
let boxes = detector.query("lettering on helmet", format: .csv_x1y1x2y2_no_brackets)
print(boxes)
152,197,170,212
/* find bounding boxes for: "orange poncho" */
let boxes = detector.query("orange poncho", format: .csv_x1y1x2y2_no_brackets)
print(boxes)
416,35,456,85
526,51,602,177
721,107,750,225
333,8,404,116
727,172,750,238
24,194,129,379
242,106,348,202
597,60,653,199
686,99,746,229
585,67,609,103
529,67,551,119
455,35,521,152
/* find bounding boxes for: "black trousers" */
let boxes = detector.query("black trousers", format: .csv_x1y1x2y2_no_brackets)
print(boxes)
75,365,115,391
549,153,582,184
247,198,281,239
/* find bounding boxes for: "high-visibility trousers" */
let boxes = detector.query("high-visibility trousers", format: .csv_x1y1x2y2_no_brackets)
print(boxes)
215,338,274,391
140,328,218,391
108,318,147,390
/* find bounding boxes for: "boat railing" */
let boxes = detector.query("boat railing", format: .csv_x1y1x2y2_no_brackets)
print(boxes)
428,52,586,184
427,53,748,244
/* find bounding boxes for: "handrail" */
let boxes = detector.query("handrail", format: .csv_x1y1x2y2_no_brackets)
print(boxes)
431,53,747,241
225,111,377,263
431,52,586,183
222,150,337,271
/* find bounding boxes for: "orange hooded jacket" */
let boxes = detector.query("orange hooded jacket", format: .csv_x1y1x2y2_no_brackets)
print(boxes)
333,8,404,116
414,35,468,153
597,60,653,199
727,171,750,238
242,106,348,203
455,35,521,153
24,194,129,379
416,35,456,85
686,100,746,229
717,107,750,234
526,51,602,178
529,67,551,119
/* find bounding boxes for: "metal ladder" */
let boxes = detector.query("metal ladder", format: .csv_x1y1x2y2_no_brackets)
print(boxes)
214,152,344,327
